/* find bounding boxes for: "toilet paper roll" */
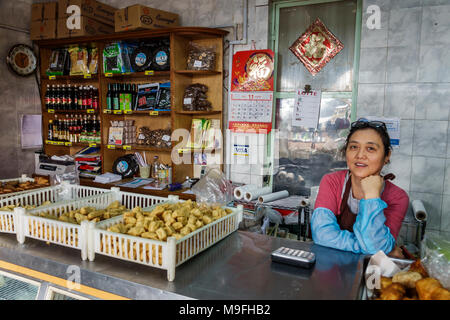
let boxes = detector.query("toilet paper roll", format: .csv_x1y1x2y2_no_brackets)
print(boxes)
245,186,272,201
412,200,427,222
234,184,258,200
257,190,289,203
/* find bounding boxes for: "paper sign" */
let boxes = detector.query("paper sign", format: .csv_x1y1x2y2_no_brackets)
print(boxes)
292,89,322,129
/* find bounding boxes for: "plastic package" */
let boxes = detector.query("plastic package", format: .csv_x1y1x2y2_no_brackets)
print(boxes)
191,168,233,206
103,43,124,74
182,83,212,111
68,46,88,76
186,42,216,71
46,49,68,76
421,232,450,289
88,47,98,74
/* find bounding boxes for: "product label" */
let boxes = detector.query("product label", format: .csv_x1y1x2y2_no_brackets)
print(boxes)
155,51,168,66
183,98,192,105
193,60,202,68
135,53,147,67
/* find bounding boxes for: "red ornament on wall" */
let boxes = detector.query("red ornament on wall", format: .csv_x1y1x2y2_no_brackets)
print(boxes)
289,18,344,76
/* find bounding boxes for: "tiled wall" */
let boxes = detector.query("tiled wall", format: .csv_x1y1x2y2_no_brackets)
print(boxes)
0,0,40,179
357,0,450,232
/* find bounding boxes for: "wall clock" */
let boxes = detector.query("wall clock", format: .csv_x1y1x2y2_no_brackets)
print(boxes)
6,44,38,77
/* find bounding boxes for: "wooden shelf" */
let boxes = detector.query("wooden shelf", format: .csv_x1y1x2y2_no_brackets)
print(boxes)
174,70,221,75
46,109,99,114
104,144,172,152
102,110,171,116
45,141,99,147
42,74,99,81
175,110,221,115
102,71,170,78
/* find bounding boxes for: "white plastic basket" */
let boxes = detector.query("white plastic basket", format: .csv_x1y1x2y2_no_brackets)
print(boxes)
90,200,243,281
0,183,110,235
14,188,175,261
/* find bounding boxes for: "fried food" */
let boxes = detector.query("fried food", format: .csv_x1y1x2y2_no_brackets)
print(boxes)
380,276,393,290
430,287,450,300
392,271,423,289
409,259,429,278
380,283,406,300
416,278,442,300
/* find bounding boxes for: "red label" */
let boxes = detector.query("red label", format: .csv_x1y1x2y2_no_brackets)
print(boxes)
228,121,271,134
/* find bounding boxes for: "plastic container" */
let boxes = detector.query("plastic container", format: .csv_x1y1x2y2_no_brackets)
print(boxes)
0,175,40,200
90,199,244,281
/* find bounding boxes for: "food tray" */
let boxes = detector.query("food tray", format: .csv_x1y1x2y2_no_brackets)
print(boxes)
14,188,173,261
0,175,39,200
0,183,109,235
90,200,244,281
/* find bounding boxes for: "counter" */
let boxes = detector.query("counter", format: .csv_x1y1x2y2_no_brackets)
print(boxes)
0,231,365,300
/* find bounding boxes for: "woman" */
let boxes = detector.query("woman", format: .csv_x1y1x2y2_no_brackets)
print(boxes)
310,118,409,256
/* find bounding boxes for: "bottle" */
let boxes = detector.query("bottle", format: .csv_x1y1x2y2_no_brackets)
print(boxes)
48,119,54,140
113,83,120,110
87,85,93,110
92,86,99,111
53,115,59,141
45,85,51,110
61,85,67,110
77,86,83,110
50,85,56,110
67,84,73,110
73,85,78,110
55,85,61,110
106,83,112,111
151,156,160,179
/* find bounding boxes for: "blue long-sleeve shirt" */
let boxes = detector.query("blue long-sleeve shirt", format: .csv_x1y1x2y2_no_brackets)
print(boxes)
310,198,395,255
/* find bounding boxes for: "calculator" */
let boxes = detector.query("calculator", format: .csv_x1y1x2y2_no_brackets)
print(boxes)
271,247,316,269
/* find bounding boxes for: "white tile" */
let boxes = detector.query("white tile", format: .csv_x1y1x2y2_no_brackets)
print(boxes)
412,120,448,158
251,163,270,175
388,7,421,48
417,45,450,83
386,46,419,83
250,174,265,187
231,164,251,175
357,84,385,117
421,5,450,46
358,48,387,83
416,84,450,121
411,157,446,194
384,84,417,119
230,172,251,184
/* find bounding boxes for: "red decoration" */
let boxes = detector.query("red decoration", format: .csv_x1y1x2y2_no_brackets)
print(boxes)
289,18,344,76
231,50,274,92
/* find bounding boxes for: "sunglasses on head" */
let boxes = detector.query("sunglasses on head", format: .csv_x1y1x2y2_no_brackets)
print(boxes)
351,118,387,131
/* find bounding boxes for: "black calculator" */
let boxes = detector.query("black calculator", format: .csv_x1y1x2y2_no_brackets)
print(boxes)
271,247,316,269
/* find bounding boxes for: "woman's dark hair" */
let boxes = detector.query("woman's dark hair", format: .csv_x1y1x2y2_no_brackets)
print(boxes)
340,120,392,159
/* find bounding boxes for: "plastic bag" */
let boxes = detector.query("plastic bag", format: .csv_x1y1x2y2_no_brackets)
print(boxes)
46,49,68,76
186,42,216,71
69,46,88,76
88,47,98,74
103,43,124,74
191,168,233,206
182,83,212,111
421,232,450,289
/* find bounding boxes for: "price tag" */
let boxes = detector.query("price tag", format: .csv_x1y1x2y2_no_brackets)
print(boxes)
149,111,159,116
107,145,116,149
113,110,123,114
103,109,112,114
48,75,56,80
87,109,95,114
56,141,65,146
47,109,55,113
123,145,131,150
84,74,91,79
145,70,155,76
193,60,202,68
45,140,51,145
64,142,72,146
89,143,97,147
105,73,113,77
124,110,133,114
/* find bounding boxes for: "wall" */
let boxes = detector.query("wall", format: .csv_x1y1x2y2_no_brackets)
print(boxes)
0,0,41,178
357,0,450,232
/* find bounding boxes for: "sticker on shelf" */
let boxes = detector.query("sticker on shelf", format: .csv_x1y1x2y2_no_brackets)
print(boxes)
123,145,131,150
113,110,123,114
87,109,95,113
64,142,72,146
149,111,159,116
145,70,154,76
89,143,97,147
103,109,112,114
107,145,116,149
84,74,91,79
124,110,132,114
48,75,56,80
47,109,55,113
105,73,113,77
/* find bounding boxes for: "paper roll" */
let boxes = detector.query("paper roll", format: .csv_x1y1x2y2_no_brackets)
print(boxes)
412,200,427,222
257,190,289,203
244,186,272,201
234,184,258,200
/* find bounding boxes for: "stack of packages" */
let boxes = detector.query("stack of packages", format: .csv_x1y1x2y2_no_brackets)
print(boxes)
188,118,221,151
30,0,116,41
74,146,102,179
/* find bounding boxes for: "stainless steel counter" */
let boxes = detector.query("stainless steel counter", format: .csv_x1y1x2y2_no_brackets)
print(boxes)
0,231,366,300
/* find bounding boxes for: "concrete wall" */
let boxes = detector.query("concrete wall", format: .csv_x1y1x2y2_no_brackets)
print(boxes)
358,0,450,232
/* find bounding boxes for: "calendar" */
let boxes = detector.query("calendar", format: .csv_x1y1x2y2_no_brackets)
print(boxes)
228,92,273,132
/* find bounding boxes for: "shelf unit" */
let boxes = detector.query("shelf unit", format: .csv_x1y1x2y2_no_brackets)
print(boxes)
35,27,228,183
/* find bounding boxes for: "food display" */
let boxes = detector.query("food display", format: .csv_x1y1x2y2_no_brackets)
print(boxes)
137,127,171,148
373,259,450,300
0,177,49,195
186,42,216,71
33,200,127,225
106,200,233,242
0,201,52,212
182,83,212,111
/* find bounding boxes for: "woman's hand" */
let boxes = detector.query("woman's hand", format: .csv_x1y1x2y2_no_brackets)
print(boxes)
361,175,383,200
388,246,405,259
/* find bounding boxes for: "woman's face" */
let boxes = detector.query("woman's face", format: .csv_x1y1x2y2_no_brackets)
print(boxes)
346,128,389,179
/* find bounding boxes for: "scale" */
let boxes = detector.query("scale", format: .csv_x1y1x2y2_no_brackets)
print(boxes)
34,152,76,176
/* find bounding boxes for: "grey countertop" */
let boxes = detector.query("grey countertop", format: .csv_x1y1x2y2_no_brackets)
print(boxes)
0,231,366,300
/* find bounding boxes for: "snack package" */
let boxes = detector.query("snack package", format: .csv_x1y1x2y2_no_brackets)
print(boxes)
188,118,204,149
136,83,159,110
69,46,88,76
182,83,212,111
186,42,216,71
137,127,171,148
103,43,124,74
156,82,171,111
88,47,98,74
46,49,68,76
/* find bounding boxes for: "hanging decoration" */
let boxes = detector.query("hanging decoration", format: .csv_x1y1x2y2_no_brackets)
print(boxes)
289,18,344,76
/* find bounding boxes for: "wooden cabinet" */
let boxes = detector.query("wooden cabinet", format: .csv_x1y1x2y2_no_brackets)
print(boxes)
35,27,227,184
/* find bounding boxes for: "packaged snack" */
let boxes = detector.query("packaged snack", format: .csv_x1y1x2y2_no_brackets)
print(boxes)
186,42,216,71
69,46,88,76
182,83,212,111
136,83,159,110
46,49,68,76
103,43,124,74
88,47,98,74
156,82,171,111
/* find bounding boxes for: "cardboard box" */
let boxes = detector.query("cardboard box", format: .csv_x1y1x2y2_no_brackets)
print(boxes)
115,4,179,33
31,2,58,22
56,16,113,39
30,19,57,40
58,0,116,26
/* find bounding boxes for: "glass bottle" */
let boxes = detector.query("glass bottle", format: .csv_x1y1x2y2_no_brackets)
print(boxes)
151,156,160,179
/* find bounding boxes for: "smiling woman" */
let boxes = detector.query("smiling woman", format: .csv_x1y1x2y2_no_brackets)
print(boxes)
310,118,409,257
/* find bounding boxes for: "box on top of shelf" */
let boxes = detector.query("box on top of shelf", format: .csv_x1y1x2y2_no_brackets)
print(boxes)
56,16,114,39
58,0,116,26
31,2,58,22
114,4,179,33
